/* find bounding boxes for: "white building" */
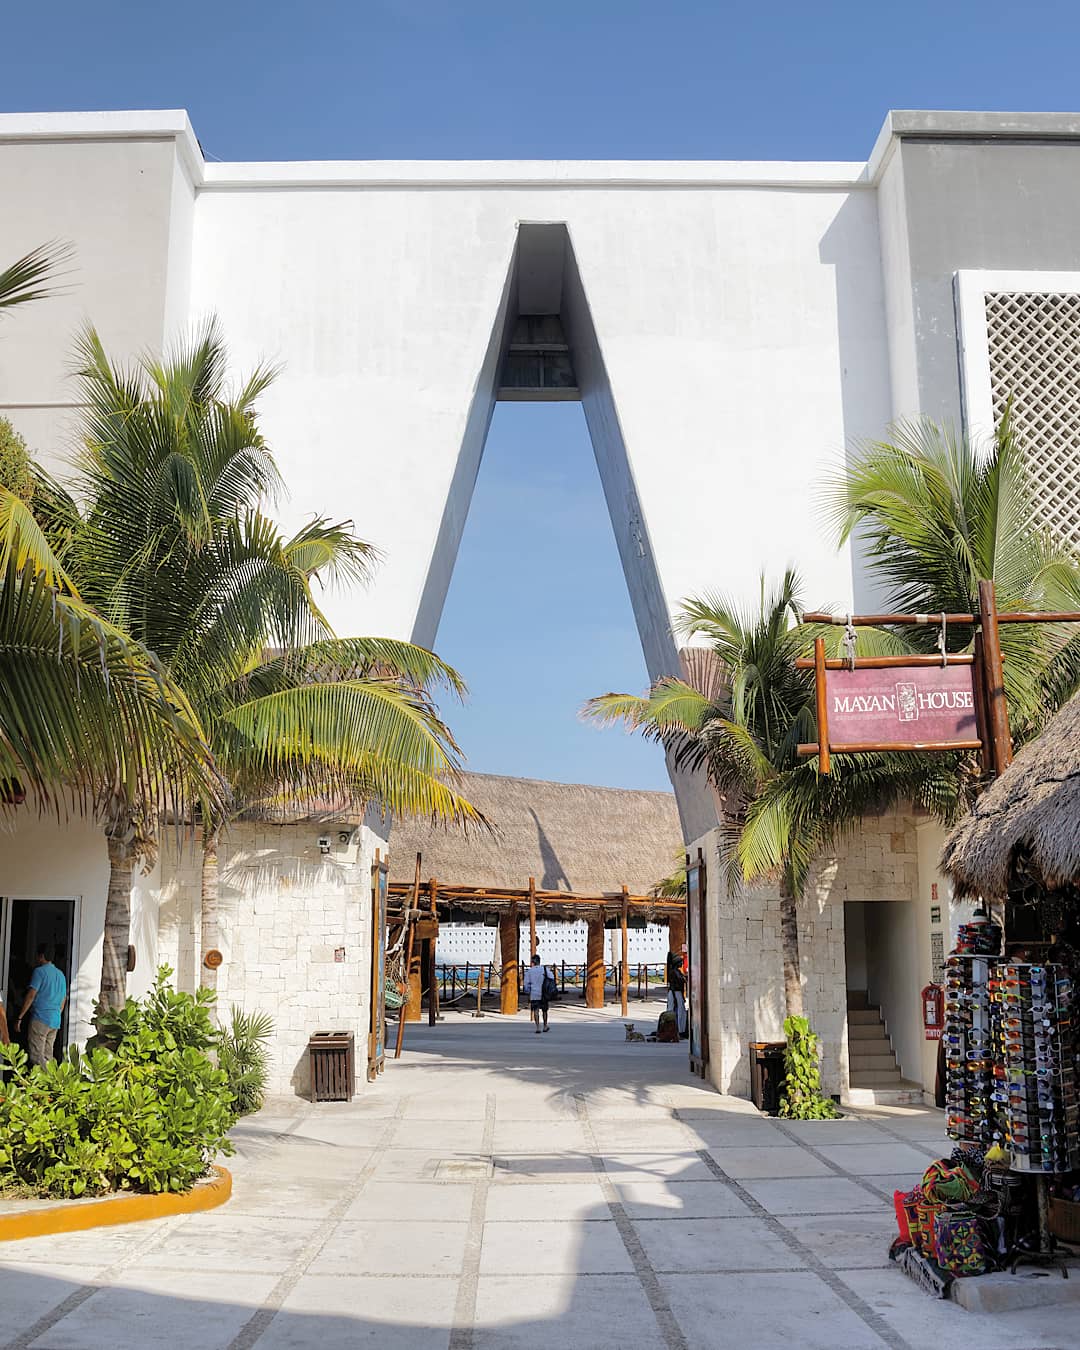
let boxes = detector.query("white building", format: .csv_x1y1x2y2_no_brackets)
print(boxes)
3,108,1080,1098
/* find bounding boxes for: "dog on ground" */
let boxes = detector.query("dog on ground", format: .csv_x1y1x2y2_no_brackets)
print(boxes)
624,1023,646,1042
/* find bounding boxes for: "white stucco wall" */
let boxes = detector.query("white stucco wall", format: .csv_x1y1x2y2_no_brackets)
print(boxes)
189,178,888,651
694,808,926,1102
155,820,385,1096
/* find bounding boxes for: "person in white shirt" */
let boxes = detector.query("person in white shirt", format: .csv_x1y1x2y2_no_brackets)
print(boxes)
521,953,551,1034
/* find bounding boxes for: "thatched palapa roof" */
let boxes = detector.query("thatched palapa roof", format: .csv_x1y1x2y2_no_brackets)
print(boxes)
941,693,1080,899
388,771,682,895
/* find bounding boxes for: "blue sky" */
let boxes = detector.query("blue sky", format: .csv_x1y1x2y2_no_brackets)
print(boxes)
5,1,1077,790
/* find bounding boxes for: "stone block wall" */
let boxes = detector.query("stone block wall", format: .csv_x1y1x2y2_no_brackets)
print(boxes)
154,820,386,1096
694,808,920,1100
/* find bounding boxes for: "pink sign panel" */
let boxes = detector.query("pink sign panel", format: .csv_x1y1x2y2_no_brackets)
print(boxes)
825,665,977,746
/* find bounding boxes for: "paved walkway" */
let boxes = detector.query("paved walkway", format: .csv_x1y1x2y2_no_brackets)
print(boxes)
1,1001,1077,1349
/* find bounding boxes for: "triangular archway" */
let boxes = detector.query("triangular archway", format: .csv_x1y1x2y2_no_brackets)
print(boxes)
410,223,716,837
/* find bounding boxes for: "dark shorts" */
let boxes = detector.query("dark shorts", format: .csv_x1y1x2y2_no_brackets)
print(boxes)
530,999,547,1012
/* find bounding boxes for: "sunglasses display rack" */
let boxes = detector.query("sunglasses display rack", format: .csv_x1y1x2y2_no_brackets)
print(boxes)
945,953,1002,1148
994,963,1079,1176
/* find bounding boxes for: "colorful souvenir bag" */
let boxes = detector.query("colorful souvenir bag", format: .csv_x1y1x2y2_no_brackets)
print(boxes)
932,1207,989,1276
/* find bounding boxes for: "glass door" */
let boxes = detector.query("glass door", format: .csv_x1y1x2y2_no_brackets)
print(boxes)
1,897,77,1059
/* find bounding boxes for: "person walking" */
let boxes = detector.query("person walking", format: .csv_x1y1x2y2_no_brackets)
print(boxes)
666,948,687,1037
14,944,67,1067
522,952,551,1034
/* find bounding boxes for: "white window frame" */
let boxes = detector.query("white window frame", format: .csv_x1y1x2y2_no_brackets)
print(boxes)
954,269,1080,441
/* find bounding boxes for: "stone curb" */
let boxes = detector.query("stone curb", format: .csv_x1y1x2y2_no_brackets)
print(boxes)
0,1165,232,1241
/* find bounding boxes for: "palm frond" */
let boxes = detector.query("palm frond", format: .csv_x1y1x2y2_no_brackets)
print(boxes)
0,242,72,313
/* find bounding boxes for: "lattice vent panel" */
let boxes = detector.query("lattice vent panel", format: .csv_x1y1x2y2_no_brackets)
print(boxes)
984,291,1080,546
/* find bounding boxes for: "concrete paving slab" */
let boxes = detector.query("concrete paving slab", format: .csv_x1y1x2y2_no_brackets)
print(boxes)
272,1139,375,1175
704,1144,835,1179
810,1141,942,1175
861,1172,927,1195
346,1181,475,1223
479,1220,633,1275
0,1219,181,1266
738,1176,890,1216
484,1182,607,1222
285,1118,390,1148
227,1174,346,1218
684,1120,791,1148
491,1154,600,1183
373,1149,446,1180
127,1213,322,1273
588,1121,699,1151
473,1274,655,1348
490,1121,590,1153
0,1264,92,1340
258,1275,456,1349
594,1152,716,1184
633,1214,801,1273
775,1118,889,1145
493,1095,578,1121
658,1270,885,1350
406,1096,489,1120
835,1265,1080,1347
612,1179,754,1220
392,1120,488,1152
316,1220,469,1276
776,1210,898,1268
26,1268,278,1349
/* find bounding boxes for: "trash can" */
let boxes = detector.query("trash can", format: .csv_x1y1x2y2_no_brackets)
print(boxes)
308,1030,355,1102
749,1041,787,1115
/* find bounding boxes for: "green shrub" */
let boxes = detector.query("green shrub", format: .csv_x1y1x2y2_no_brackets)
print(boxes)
90,965,219,1058
0,968,235,1198
217,1007,274,1115
0,417,35,503
779,1014,841,1120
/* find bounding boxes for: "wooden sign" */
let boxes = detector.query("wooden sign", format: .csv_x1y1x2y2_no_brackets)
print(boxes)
825,665,977,747
203,948,223,970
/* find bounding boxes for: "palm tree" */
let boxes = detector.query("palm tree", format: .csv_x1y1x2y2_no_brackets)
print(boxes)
49,323,480,1007
585,571,962,1017
2,243,225,1005
822,415,1080,742
0,484,221,837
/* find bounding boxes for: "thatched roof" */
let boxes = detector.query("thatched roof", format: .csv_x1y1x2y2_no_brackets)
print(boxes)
388,771,682,895
941,693,1080,898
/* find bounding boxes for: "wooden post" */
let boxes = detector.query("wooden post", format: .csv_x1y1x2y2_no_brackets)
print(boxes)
620,886,629,1017
404,853,423,1022
528,876,537,958
972,631,994,776
978,579,1013,772
499,909,519,1015
428,879,439,1026
814,636,830,775
394,915,417,1059
586,911,606,1009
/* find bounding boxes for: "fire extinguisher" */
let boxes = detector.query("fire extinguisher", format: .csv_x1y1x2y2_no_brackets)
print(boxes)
922,984,944,1040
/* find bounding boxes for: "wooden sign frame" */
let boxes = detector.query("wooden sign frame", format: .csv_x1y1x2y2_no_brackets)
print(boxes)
794,583,1080,774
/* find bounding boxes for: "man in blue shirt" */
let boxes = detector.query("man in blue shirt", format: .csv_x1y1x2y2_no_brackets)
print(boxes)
15,944,67,1067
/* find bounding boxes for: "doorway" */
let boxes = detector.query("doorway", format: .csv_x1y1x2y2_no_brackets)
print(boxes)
1,897,77,1060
